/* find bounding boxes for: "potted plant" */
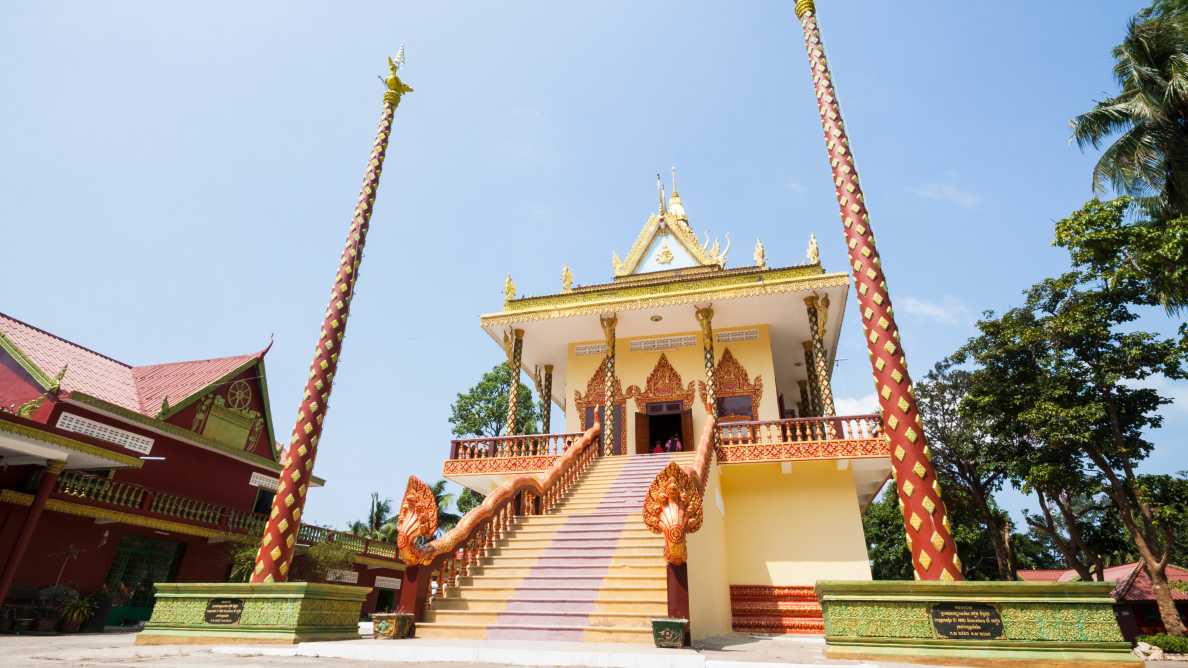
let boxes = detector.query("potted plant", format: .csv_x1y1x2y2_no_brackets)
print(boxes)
651,617,690,648
58,596,95,633
37,584,79,633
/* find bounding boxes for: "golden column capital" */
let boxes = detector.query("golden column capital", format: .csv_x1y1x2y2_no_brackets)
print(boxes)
694,305,714,340
45,460,66,475
794,0,816,19
599,314,618,347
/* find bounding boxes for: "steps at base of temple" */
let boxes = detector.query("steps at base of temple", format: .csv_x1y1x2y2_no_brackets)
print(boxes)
729,585,824,635
416,451,695,643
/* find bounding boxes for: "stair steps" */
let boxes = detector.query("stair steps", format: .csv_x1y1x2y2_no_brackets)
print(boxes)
729,585,824,635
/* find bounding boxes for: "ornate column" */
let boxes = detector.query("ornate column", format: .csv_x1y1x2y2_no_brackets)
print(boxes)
534,364,554,433
796,380,811,417
801,341,822,416
804,295,836,417
695,306,721,454
251,52,412,584
599,314,618,456
0,459,65,605
504,329,524,435
792,0,960,580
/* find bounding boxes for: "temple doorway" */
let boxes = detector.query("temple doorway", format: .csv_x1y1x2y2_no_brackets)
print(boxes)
635,401,692,454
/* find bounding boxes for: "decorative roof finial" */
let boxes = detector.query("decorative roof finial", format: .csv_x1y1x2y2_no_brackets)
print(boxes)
794,0,816,19
383,45,414,108
656,173,667,215
754,239,767,268
503,274,516,303
807,233,820,264
668,166,688,221
561,265,573,292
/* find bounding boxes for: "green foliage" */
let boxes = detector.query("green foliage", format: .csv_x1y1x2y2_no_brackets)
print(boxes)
430,479,461,533
290,541,356,582
862,487,913,580
1071,3,1188,218
456,487,485,516
1054,197,1188,314
227,537,259,583
38,584,79,612
60,596,96,625
1141,633,1188,654
449,363,539,437
349,492,395,541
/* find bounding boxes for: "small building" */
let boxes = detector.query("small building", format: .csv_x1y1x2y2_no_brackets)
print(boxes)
0,312,404,626
425,177,892,639
1019,562,1188,639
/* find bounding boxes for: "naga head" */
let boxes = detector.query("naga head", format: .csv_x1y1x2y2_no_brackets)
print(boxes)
396,475,437,565
642,461,703,565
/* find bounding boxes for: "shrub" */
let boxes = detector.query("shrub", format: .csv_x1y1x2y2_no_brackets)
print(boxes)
38,585,79,611
289,541,356,582
226,538,258,583
1141,634,1188,655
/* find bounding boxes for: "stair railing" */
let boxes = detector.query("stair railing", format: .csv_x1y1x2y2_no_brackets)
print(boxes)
641,414,716,621
393,419,601,619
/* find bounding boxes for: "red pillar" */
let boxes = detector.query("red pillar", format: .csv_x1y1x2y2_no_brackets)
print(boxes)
0,460,65,605
791,0,962,580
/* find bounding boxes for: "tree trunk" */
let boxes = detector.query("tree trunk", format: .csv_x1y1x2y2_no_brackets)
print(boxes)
963,472,1012,580
1035,490,1094,582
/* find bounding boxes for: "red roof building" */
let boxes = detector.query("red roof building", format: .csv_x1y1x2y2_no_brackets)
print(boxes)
0,312,403,628
1019,562,1188,639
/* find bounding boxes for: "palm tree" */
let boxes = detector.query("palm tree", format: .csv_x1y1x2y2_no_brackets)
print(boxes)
348,492,393,540
430,480,461,534
1072,2,1188,218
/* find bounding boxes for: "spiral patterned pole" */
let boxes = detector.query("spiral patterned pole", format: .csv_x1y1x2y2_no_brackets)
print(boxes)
792,0,961,580
505,329,524,435
251,53,412,583
599,314,618,456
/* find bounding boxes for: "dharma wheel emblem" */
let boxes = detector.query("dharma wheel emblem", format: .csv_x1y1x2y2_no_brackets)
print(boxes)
227,380,252,410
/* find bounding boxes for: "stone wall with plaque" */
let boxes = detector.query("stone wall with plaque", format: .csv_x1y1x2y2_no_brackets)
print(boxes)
815,580,1139,666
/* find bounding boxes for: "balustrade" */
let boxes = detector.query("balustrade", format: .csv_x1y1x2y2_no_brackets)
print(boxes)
56,471,145,509
448,431,582,461
716,414,881,448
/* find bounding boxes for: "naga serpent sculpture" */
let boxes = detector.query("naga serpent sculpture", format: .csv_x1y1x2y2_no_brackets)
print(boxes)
642,414,716,565
396,419,601,568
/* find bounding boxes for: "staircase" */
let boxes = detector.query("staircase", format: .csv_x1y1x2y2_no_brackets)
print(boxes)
417,451,696,643
729,585,824,634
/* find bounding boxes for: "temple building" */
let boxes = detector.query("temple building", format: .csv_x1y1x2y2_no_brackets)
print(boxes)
416,174,890,640
0,313,405,626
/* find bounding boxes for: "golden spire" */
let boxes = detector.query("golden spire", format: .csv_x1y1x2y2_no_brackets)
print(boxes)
753,239,767,268
503,274,516,302
668,166,688,221
806,234,820,264
656,173,668,215
561,265,573,292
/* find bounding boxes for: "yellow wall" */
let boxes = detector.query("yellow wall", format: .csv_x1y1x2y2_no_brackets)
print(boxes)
563,325,780,454
721,460,872,585
687,462,732,640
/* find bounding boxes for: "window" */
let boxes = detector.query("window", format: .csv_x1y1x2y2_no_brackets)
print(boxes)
717,395,753,419
252,489,275,515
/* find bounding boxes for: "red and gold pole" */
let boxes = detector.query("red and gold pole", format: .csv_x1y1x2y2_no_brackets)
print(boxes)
791,0,962,580
251,52,412,583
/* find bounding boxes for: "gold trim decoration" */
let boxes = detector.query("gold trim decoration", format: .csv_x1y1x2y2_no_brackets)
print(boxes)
717,438,887,463
0,489,233,539
0,330,57,391
616,213,725,278
0,416,144,468
794,0,815,19
443,455,558,476
574,358,625,429
483,271,848,326
626,353,696,412
698,348,763,419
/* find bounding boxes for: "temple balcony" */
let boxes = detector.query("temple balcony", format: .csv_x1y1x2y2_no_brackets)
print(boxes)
716,413,890,510
3,470,401,567
443,431,584,494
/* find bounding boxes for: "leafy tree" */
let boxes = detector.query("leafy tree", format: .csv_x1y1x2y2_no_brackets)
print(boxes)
916,358,1015,579
456,488,485,516
348,492,394,540
1054,197,1188,314
449,363,539,437
1071,2,1188,218
963,273,1187,634
430,479,462,534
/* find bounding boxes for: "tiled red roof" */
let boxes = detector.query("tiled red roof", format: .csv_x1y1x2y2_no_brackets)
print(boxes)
0,312,264,417
1019,563,1188,601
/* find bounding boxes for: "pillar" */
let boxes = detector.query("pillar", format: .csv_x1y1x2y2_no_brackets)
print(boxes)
695,306,720,447
797,380,811,417
804,295,837,417
801,341,822,417
505,328,524,436
0,459,65,605
599,314,618,456
252,52,411,583
539,364,553,433
792,0,961,580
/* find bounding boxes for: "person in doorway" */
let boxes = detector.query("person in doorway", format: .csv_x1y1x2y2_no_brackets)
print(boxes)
670,435,683,452
651,441,665,454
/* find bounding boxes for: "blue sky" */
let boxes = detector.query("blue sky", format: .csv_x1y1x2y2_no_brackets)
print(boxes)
1,1,1182,529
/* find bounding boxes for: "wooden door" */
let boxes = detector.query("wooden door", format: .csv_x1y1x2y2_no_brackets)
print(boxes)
635,412,649,454
680,409,693,451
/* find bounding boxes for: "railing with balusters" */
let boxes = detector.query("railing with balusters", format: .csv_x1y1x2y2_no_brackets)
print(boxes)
47,470,402,565
396,421,602,616
448,431,582,461
715,414,882,448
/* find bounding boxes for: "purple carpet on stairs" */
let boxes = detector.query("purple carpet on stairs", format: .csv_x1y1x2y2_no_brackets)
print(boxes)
484,453,676,640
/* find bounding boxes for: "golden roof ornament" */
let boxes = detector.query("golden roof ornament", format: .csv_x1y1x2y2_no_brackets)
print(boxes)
656,174,668,215
656,243,674,265
753,239,767,268
807,233,820,264
561,265,573,292
383,45,414,108
503,274,516,303
612,250,623,275
668,167,688,221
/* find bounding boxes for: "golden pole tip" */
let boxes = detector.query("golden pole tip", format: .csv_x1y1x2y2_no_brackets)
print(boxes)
794,0,815,19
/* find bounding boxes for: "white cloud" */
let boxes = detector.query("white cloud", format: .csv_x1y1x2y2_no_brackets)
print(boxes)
910,179,982,209
898,295,970,326
835,393,879,415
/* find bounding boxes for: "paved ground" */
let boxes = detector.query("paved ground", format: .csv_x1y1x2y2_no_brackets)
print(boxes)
0,630,1177,667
